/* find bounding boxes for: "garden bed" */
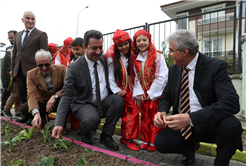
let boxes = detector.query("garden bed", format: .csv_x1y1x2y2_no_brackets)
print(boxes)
1,118,150,166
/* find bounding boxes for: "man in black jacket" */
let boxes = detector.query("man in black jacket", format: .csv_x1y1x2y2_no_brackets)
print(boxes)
154,29,242,166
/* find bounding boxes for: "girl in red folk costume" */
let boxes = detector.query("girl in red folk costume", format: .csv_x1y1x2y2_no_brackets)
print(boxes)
48,43,57,64
53,37,73,68
132,30,168,151
106,29,139,151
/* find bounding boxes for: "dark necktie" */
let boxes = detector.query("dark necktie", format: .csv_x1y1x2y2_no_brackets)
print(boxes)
180,67,192,140
94,62,103,117
22,30,29,48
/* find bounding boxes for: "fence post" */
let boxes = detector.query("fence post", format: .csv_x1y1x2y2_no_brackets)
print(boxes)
241,37,246,118
145,22,149,32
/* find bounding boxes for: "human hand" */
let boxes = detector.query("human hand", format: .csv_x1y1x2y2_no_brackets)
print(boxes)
32,113,42,129
154,112,166,128
146,95,151,100
9,71,13,77
140,94,146,101
132,97,139,106
51,126,63,139
46,96,56,113
164,114,190,130
117,90,127,96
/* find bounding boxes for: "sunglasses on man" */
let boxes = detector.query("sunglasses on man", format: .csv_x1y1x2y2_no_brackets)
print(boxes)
37,63,50,68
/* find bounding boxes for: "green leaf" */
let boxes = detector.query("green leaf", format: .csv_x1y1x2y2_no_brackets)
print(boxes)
26,126,34,139
46,157,54,166
2,141,10,145
77,158,86,165
37,161,46,166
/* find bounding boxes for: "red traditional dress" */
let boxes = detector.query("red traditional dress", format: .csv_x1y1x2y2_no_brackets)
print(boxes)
106,29,139,151
132,30,168,150
53,37,73,68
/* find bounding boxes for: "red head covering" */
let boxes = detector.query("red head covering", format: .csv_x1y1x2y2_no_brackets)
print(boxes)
53,37,73,68
64,37,73,46
48,43,57,51
133,29,151,42
112,29,131,44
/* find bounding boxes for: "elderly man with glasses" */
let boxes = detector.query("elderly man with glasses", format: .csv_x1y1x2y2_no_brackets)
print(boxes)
19,49,68,133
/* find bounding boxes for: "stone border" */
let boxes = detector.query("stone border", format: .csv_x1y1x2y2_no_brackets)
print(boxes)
0,116,158,166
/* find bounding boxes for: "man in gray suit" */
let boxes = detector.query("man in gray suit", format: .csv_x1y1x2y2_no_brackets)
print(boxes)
10,11,48,123
52,30,124,151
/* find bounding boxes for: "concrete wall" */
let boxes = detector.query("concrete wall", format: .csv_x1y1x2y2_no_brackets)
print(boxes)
230,75,243,117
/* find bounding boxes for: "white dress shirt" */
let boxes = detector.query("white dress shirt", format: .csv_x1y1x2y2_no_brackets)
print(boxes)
21,27,35,47
132,50,169,101
107,52,128,94
85,54,108,104
178,52,203,113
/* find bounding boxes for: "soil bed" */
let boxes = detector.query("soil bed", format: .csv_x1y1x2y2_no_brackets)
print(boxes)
1,119,145,166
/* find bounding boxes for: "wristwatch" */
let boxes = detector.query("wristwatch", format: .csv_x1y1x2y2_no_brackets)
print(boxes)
190,119,194,127
53,94,59,99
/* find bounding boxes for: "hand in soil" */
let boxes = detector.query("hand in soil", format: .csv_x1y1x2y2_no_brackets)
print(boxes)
51,126,63,139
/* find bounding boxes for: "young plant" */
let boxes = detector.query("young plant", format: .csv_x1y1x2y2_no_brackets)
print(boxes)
54,138,72,154
40,116,53,142
9,158,23,166
37,155,54,166
4,124,11,137
77,153,87,166
2,135,16,152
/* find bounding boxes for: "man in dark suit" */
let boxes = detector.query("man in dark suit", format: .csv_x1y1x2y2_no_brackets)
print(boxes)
1,30,17,115
52,30,124,151
154,29,242,166
10,11,48,123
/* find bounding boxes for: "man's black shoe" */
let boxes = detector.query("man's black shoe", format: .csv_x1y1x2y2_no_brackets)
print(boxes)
3,110,13,118
81,132,93,145
1,109,4,116
100,132,119,151
25,118,33,126
15,115,29,123
77,129,97,136
182,143,200,165
14,113,22,119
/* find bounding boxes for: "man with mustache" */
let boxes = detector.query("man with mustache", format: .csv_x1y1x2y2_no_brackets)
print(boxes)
52,30,124,151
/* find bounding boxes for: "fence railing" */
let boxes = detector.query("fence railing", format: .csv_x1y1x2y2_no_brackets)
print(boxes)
103,4,243,74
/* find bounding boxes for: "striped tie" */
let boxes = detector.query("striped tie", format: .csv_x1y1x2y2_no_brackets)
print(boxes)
180,67,192,140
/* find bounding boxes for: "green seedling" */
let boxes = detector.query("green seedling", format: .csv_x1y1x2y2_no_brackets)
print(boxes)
77,153,87,166
9,158,23,166
4,124,11,137
13,129,17,132
2,135,16,152
11,126,35,142
37,155,54,166
40,116,53,142
54,138,72,154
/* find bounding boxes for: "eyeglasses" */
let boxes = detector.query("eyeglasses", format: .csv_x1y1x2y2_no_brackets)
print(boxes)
169,49,180,54
7,37,15,40
37,63,50,68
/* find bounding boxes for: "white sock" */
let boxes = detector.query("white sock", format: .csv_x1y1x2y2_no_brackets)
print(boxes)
150,143,154,146
143,142,148,144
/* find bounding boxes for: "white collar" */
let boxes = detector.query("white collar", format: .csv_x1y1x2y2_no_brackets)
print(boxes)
136,51,148,62
85,53,100,68
186,52,199,71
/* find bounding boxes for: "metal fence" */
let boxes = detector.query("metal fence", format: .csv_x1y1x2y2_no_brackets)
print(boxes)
103,3,244,74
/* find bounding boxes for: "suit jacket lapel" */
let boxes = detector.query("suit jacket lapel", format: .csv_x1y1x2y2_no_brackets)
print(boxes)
193,52,207,107
51,65,58,94
100,55,111,93
36,68,48,93
22,28,37,49
80,56,92,94
18,30,24,49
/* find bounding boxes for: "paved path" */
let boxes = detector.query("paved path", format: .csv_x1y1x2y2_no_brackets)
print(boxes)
48,120,245,166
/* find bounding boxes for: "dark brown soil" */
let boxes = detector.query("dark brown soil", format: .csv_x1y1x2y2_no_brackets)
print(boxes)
1,119,145,166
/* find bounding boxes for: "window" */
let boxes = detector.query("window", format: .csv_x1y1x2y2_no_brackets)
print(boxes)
201,3,226,24
204,39,223,57
177,13,188,29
